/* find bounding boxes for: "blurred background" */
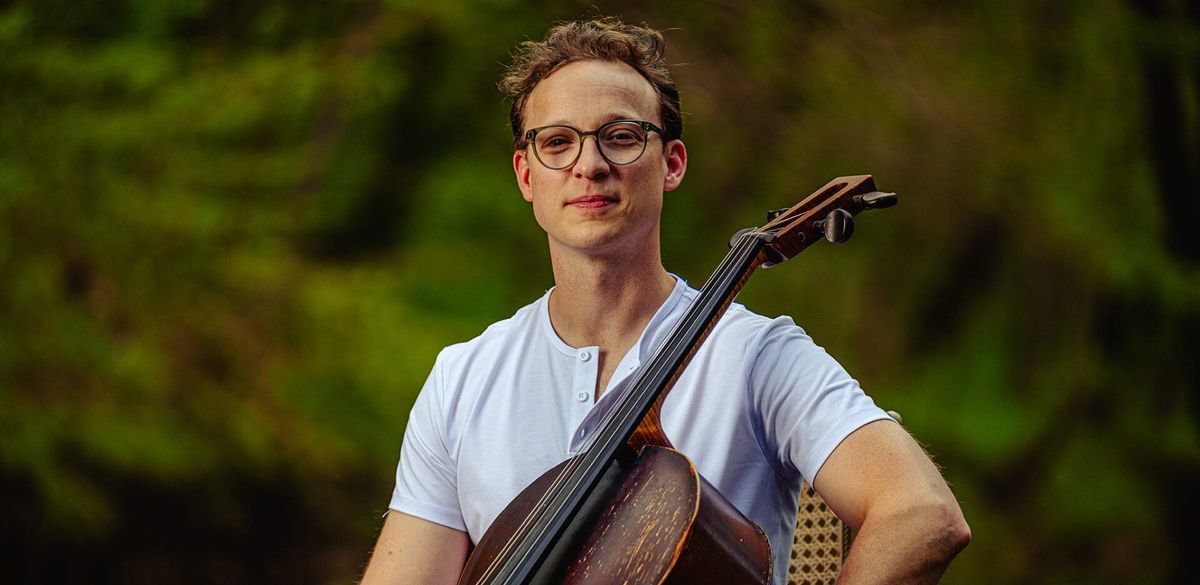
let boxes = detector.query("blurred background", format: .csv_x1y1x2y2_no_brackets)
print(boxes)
1,0,1197,583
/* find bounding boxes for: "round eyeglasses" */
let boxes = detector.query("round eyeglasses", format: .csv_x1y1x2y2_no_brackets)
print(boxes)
523,120,663,170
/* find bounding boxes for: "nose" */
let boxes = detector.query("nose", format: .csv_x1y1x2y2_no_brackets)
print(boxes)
573,135,610,179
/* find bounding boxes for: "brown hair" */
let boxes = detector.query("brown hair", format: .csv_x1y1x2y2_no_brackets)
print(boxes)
499,17,682,150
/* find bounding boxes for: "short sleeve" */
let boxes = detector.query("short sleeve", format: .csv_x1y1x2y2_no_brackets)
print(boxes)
748,317,891,484
389,355,467,531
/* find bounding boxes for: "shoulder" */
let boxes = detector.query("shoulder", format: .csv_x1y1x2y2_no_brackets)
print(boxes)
670,281,801,339
675,294,833,390
712,300,814,359
415,295,545,432
712,302,855,399
664,278,823,368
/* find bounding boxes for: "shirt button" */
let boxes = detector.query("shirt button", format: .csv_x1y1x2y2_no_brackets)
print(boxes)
576,391,588,402
578,350,591,362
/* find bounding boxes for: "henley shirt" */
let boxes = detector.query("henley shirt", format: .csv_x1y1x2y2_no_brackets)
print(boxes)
390,277,890,583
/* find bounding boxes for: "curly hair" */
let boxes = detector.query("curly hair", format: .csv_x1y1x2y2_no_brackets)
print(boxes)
498,17,682,150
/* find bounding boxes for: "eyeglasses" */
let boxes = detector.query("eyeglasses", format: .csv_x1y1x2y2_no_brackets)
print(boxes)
523,120,663,170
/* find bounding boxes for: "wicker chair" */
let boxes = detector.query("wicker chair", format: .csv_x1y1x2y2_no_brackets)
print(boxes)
786,411,901,585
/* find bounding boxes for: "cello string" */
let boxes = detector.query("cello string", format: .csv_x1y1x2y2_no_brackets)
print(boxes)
499,233,763,579
578,231,763,456
481,232,764,583
513,232,761,561
474,237,754,585
566,232,759,480
466,235,760,583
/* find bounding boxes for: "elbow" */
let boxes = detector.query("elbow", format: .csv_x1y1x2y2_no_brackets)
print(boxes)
953,514,972,553
895,495,969,562
936,500,971,558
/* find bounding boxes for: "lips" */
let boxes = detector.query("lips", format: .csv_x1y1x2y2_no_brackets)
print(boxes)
567,194,618,209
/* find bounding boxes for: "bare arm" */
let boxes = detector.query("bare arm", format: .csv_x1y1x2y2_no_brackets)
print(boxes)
360,511,470,585
813,419,970,584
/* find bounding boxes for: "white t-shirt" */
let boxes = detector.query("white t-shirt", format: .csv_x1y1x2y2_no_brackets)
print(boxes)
390,277,889,583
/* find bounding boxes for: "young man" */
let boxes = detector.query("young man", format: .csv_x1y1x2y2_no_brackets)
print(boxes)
362,17,969,585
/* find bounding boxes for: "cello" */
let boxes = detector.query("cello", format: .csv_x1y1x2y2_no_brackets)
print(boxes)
458,176,897,585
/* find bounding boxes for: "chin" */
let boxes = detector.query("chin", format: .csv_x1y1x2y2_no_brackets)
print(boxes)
552,231,625,255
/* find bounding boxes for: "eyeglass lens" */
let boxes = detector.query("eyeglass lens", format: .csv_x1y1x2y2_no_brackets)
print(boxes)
533,122,648,169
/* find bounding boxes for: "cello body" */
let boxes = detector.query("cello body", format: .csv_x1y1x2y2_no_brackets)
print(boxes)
460,444,771,585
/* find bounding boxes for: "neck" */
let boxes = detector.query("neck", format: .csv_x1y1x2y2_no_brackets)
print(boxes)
546,241,675,351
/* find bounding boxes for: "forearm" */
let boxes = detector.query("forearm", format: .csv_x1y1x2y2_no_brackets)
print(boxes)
835,500,970,585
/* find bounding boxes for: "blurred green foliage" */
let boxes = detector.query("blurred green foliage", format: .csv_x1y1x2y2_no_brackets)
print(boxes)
1,0,1197,583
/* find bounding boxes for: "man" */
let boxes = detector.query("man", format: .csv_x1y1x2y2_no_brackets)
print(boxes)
362,17,969,585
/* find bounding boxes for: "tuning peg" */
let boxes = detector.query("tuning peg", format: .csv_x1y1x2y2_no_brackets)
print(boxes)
815,209,854,244
851,191,898,211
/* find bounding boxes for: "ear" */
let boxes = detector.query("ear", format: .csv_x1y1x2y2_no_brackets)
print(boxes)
662,139,687,192
514,149,534,203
